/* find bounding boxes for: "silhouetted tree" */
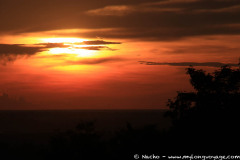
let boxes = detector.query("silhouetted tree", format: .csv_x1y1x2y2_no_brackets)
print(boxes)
165,65,240,154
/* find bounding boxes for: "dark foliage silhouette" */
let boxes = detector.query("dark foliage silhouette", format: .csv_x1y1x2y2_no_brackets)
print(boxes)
44,121,164,160
165,65,240,154
46,121,104,160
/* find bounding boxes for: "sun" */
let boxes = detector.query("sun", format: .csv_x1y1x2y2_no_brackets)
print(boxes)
49,48,96,58
42,38,98,58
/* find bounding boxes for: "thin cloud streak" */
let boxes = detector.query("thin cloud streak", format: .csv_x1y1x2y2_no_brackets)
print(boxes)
66,57,125,65
81,40,121,45
139,61,239,67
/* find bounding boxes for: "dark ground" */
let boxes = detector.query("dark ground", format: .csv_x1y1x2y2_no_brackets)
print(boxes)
0,110,171,160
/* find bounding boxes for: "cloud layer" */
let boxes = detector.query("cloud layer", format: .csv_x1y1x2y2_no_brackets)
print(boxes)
1,0,240,40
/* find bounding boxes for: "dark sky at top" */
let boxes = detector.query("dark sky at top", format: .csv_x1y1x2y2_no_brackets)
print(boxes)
1,0,240,40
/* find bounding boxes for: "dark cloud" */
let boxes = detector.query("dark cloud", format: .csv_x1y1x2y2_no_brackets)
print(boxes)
78,25,240,41
1,0,240,41
37,40,121,47
66,57,125,65
80,0,240,40
86,5,135,16
38,43,118,51
36,43,69,48
0,44,45,65
0,0,159,34
36,42,120,51
85,1,186,16
147,0,240,12
80,46,117,51
0,44,44,55
139,61,239,67
0,43,68,59
81,40,121,45
0,43,70,65
165,45,240,54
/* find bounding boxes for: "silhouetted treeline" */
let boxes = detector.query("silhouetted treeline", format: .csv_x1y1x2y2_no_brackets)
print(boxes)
165,65,240,154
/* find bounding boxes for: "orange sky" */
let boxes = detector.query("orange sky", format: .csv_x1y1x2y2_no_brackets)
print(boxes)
0,0,240,109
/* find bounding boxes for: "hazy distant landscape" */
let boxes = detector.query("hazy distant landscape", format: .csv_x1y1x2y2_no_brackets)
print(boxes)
0,110,170,142
0,110,171,160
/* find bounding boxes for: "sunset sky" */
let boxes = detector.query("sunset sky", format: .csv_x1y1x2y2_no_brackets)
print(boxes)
0,0,240,109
